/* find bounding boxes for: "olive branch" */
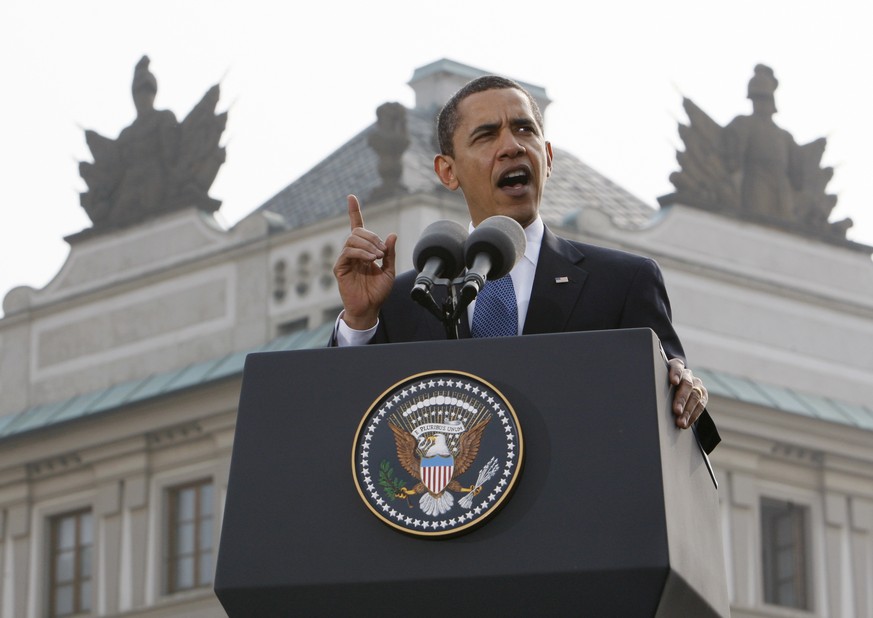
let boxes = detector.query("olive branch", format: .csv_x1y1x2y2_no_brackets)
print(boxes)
378,460,410,506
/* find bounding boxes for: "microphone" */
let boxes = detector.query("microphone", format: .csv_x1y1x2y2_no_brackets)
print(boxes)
459,215,526,307
410,220,468,304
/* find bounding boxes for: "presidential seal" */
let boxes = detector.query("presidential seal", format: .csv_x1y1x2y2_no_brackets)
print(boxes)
352,370,524,537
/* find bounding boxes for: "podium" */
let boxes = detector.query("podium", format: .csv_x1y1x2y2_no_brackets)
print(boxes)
215,329,729,617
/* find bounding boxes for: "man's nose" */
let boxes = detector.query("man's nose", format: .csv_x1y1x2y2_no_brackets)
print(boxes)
497,131,526,158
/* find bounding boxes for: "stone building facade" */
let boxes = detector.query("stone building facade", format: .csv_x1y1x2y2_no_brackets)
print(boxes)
0,58,871,617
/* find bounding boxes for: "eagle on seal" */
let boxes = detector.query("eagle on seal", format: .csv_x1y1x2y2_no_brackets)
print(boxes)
389,419,490,516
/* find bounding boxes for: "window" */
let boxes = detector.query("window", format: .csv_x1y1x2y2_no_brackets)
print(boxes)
48,509,93,617
166,479,214,593
761,497,810,610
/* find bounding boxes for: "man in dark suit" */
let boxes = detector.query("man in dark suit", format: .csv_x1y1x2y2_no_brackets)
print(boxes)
333,75,719,453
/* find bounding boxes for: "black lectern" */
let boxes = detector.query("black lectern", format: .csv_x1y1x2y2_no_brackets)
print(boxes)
215,329,729,617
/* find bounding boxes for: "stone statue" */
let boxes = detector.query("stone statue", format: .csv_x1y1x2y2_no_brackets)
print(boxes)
368,102,410,200
659,64,852,244
78,56,227,233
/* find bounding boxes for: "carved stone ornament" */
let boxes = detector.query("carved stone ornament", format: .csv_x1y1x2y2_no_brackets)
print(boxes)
659,64,858,248
367,101,410,200
78,56,226,235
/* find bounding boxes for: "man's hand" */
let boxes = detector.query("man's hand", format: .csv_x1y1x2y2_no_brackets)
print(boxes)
333,195,397,330
668,358,708,430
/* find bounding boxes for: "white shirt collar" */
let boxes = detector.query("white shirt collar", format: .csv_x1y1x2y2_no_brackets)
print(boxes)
466,215,544,268
521,216,544,268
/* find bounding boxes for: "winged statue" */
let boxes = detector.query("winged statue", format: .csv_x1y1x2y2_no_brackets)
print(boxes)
659,64,853,245
389,418,491,516
78,56,226,233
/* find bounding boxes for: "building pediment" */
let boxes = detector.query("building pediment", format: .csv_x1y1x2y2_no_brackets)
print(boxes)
2,208,276,317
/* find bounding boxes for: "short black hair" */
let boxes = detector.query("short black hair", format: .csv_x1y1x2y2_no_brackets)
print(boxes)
436,75,545,157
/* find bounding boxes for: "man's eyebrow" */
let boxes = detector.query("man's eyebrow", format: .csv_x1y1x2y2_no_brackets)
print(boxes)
468,121,500,138
510,117,537,129
468,117,536,139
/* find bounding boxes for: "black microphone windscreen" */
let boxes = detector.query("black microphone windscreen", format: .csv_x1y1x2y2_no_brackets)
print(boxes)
464,216,526,279
412,220,469,279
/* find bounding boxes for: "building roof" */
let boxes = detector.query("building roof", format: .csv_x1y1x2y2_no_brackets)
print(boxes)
256,100,657,232
2,324,871,444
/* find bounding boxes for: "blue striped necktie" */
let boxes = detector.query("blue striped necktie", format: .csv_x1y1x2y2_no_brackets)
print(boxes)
471,275,518,337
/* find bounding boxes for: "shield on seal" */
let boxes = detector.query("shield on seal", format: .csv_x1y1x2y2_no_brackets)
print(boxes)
420,455,454,494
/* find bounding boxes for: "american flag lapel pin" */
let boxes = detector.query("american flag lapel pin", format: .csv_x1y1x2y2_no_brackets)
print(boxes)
555,276,570,284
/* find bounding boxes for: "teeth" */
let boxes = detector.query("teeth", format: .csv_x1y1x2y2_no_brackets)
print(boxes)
498,169,529,188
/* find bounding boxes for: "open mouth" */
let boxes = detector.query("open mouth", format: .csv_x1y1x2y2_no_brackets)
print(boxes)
497,167,531,189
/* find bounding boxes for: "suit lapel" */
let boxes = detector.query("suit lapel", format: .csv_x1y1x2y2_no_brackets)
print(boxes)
523,228,588,335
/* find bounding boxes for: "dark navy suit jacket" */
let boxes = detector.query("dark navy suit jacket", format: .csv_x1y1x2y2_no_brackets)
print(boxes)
363,226,720,453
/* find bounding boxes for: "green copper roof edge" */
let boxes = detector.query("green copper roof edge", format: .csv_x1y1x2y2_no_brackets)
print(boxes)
1,325,869,441
0,322,334,442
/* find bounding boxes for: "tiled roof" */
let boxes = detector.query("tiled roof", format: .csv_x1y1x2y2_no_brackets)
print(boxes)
543,150,656,229
256,105,657,231
2,325,871,443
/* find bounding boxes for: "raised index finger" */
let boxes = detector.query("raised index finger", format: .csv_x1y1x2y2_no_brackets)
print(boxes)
347,195,365,230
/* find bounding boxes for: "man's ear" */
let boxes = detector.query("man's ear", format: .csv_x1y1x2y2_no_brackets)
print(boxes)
546,141,554,177
434,154,460,190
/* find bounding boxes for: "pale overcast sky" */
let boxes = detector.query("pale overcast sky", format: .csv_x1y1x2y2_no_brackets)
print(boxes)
1,0,870,314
